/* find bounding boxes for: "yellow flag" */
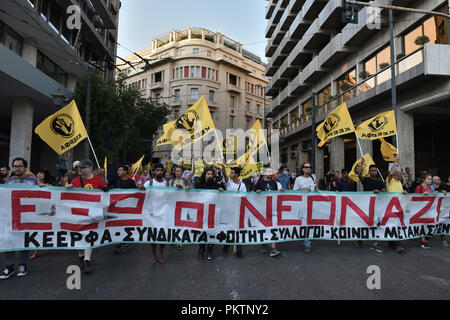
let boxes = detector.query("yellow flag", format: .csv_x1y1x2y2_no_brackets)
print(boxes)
349,153,376,183
25,169,35,176
219,136,237,155
316,103,355,147
156,120,177,147
156,96,215,150
131,155,145,174
380,138,398,162
247,120,267,157
356,110,397,140
194,160,205,177
34,100,88,155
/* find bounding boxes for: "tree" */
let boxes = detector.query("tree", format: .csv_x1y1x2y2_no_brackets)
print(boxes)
74,70,170,165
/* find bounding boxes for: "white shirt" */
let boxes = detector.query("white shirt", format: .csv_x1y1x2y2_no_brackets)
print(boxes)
144,178,167,188
276,181,283,190
226,180,247,193
293,175,316,191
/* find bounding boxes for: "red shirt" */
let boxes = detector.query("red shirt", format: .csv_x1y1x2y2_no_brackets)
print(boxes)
72,175,106,190
415,184,431,194
128,174,142,184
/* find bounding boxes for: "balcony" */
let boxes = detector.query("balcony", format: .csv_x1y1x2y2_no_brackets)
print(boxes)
290,12,312,40
227,84,242,94
265,0,278,19
302,0,328,20
91,0,117,29
245,109,255,117
171,98,182,107
271,22,287,46
318,33,353,68
279,54,300,80
265,49,288,77
149,82,164,91
341,7,378,47
318,0,345,31
288,71,311,96
278,45,450,139
290,39,313,68
302,19,330,51
207,99,218,109
302,56,327,83
265,23,277,39
265,39,278,58
270,0,289,25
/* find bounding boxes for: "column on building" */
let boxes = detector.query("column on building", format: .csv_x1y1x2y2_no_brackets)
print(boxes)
9,39,37,165
329,136,345,172
314,144,324,180
397,109,415,179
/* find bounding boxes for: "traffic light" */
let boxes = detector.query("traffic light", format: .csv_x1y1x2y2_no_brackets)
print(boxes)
342,0,359,24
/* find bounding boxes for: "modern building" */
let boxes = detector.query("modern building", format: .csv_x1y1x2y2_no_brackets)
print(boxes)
119,27,270,163
0,0,121,174
265,0,450,180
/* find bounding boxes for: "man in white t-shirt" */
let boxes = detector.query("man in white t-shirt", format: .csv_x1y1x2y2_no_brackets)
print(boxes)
222,166,246,257
293,163,317,192
143,163,168,264
293,162,317,253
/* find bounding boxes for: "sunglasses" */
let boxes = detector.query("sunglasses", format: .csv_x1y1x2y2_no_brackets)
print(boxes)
303,166,312,169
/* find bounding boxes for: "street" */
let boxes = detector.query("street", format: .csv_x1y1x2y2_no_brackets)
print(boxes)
1,238,449,300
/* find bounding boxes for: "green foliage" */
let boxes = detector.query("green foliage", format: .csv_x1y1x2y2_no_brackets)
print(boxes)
414,35,429,46
74,70,170,164
378,62,390,70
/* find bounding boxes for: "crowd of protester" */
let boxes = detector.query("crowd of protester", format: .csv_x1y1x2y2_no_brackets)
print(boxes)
0,154,449,279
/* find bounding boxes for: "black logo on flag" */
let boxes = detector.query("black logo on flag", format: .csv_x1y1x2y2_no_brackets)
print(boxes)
51,114,74,138
175,111,199,133
323,114,341,134
368,116,387,132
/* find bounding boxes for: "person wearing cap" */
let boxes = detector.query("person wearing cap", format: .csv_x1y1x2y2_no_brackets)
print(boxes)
255,167,281,257
66,159,106,274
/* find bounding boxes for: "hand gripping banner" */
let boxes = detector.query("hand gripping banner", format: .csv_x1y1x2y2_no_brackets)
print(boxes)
0,185,449,252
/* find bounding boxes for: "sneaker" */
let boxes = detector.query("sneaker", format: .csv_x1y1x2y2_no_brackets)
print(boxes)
206,252,214,261
441,240,450,247
420,243,431,250
371,245,384,253
0,266,15,280
269,249,280,257
83,260,91,274
304,247,311,254
17,264,27,277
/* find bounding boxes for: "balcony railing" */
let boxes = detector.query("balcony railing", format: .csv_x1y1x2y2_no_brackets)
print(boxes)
279,47,424,137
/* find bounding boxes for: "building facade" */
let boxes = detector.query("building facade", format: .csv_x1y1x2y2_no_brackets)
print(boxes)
265,0,450,179
0,0,121,173
119,27,270,163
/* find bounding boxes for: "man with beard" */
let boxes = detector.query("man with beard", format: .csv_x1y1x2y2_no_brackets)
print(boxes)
0,165,10,184
195,167,225,261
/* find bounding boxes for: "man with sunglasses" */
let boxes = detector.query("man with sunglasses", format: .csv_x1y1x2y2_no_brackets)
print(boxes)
293,162,317,253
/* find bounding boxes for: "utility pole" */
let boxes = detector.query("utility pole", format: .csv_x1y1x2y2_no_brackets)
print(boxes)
311,92,317,174
84,66,92,159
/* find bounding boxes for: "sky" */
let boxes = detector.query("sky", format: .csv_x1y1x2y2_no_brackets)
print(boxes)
116,0,268,63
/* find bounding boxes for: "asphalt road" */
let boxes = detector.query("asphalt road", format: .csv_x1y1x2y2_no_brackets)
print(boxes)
1,238,449,300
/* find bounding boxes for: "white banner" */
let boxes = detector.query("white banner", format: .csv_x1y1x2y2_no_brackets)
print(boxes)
0,185,449,251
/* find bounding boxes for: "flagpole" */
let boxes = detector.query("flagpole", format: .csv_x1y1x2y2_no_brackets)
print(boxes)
214,129,225,164
355,134,385,183
87,136,100,169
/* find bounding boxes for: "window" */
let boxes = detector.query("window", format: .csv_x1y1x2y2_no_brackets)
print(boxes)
193,48,199,55
337,69,356,96
155,93,161,103
207,50,212,57
247,119,251,129
289,107,299,121
246,101,251,111
281,114,288,128
209,90,215,102
1,22,23,56
191,66,195,78
142,78,147,89
180,49,186,55
174,89,180,101
257,104,261,115
195,66,200,78
318,85,331,106
302,98,313,115
36,51,67,86
190,88,198,100
230,96,235,108
229,74,238,86
154,71,162,83
230,116,235,127
207,68,211,79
